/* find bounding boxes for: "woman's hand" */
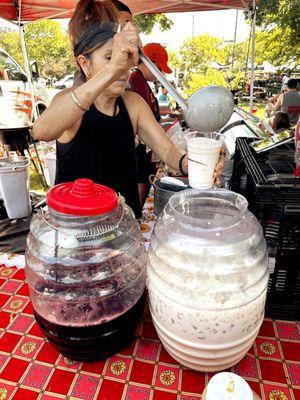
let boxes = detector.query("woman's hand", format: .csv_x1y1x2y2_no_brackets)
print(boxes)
213,147,226,186
110,22,141,76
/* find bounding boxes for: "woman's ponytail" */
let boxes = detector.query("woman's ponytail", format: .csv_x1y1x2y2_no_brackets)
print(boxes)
69,0,119,46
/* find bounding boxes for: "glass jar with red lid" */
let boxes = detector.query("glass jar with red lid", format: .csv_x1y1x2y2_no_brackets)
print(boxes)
25,179,147,360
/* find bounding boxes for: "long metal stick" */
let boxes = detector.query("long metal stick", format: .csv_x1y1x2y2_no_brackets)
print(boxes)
139,51,188,112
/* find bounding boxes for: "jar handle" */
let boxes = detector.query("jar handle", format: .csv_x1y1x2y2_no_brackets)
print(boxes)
38,195,126,242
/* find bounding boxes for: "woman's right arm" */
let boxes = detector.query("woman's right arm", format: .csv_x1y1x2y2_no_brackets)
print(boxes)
33,65,123,142
33,22,141,142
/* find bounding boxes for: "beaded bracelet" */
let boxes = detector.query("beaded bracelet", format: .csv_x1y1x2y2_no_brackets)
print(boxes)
71,90,89,112
178,153,187,176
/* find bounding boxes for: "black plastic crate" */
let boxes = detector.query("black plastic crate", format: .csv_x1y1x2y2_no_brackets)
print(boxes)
231,138,300,320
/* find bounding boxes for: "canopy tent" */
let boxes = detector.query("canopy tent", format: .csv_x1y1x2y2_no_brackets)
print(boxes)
0,1,253,22
0,0,257,114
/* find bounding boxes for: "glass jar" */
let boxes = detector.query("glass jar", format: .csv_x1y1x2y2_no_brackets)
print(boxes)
148,189,269,372
25,179,147,360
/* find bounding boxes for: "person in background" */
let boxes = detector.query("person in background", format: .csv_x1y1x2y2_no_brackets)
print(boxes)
271,112,290,132
281,71,291,92
259,113,290,136
158,87,169,103
267,79,300,126
129,42,172,205
129,43,172,122
32,0,226,220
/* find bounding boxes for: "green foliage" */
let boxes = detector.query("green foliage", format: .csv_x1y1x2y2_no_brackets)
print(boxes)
184,68,227,97
176,35,227,94
25,21,75,78
255,0,300,68
256,0,300,45
168,50,180,70
224,41,248,72
226,72,245,91
134,14,173,35
180,35,226,70
255,28,300,68
0,31,22,64
0,20,75,79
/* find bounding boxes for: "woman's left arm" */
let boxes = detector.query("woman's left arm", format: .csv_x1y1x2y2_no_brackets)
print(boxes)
124,92,225,181
125,91,187,172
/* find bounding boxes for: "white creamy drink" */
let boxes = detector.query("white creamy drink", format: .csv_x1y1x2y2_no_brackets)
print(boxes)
148,189,269,372
185,132,223,189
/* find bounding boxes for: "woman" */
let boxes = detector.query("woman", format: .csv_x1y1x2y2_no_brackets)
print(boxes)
33,0,224,218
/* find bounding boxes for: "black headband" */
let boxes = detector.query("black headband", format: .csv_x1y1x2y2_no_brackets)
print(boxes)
74,21,119,57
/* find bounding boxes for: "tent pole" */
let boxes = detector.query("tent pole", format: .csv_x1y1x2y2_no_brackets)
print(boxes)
19,24,47,187
249,1,256,113
19,24,38,121
231,10,238,70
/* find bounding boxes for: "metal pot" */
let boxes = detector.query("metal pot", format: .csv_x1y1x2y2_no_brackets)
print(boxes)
151,176,188,216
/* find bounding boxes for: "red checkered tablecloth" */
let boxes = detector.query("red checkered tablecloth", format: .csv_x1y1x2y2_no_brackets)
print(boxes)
0,194,299,400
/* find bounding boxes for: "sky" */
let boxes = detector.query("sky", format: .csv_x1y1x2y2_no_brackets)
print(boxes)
141,10,250,51
0,9,250,52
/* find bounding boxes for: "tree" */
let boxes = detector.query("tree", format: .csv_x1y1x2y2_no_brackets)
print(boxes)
255,28,300,68
224,41,248,73
179,35,226,75
176,35,227,95
0,20,75,79
256,0,300,45
168,50,180,70
185,68,227,97
0,31,22,65
24,20,75,77
255,0,300,68
134,14,173,35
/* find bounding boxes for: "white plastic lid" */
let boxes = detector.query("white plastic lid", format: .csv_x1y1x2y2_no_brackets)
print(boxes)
206,372,253,400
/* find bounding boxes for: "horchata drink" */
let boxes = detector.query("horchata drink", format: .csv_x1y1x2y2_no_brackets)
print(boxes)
147,189,269,372
185,131,223,189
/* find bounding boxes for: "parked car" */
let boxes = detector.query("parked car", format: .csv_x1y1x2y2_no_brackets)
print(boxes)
54,74,74,89
0,47,49,130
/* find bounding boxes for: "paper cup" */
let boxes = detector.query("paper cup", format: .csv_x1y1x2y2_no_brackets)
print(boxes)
0,156,31,219
185,131,223,189
203,372,254,400
45,152,56,187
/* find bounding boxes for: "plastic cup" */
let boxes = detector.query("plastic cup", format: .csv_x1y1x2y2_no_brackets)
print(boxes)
185,131,223,189
203,372,255,400
45,152,56,187
0,156,31,219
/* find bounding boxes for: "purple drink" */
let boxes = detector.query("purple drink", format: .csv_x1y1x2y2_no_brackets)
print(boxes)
34,290,146,360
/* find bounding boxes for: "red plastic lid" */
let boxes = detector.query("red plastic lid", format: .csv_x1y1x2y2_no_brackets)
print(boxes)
47,179,118,216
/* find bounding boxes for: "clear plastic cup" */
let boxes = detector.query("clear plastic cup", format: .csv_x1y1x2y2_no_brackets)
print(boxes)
45,152,56,187
185,131,223,189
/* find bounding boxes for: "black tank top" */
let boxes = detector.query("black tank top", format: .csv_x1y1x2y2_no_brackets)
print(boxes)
55,97,141,218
